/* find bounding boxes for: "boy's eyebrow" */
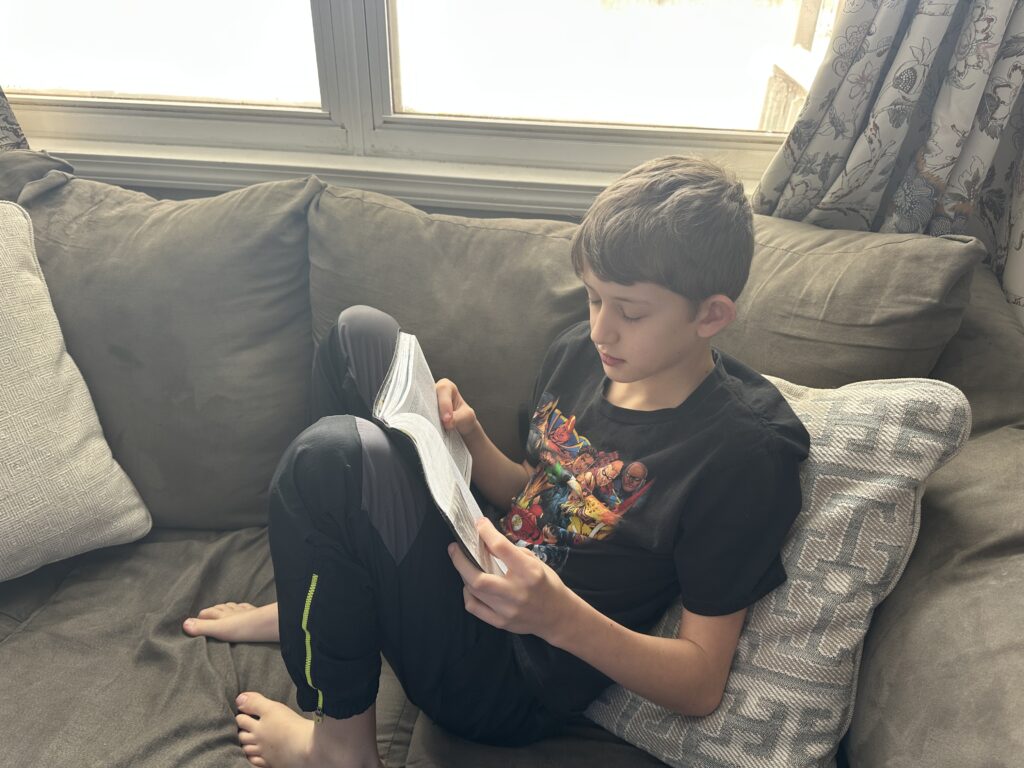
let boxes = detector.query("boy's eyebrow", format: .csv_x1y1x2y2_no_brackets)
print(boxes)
581,279,652,305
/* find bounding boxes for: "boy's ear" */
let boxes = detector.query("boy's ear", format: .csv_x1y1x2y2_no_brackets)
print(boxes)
694,295,737,338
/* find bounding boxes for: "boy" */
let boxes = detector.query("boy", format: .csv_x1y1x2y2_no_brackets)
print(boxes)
183,155,810,768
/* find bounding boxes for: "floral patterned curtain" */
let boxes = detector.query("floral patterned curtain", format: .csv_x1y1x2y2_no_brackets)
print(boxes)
0,86,29,151
754,0,1024,324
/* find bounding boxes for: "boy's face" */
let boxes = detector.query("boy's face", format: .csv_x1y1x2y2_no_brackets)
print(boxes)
581,265,717,410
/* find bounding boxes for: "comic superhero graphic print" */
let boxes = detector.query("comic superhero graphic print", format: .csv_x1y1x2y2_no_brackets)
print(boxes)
499,393,654,570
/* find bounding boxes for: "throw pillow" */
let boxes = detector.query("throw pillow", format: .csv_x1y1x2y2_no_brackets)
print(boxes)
15,171,325,529
0,201,151,582
585,376,971,768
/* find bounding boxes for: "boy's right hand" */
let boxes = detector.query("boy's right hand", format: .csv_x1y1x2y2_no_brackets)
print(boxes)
436,378,480,437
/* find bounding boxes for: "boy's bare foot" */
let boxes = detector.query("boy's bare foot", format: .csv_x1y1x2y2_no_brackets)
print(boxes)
182,602,279,643
235,693,314,768
235,692,383,768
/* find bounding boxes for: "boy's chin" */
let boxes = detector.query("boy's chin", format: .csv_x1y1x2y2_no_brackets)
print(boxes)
601,361,633,377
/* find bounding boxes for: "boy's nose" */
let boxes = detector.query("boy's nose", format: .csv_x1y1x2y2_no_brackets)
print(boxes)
589,306,617,343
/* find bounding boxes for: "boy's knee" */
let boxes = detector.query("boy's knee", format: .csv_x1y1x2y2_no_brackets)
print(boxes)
275,415,363,497
350,418,431,561
351,417,393,463
282,416,396,494
337,305,399,345
271,416,423,560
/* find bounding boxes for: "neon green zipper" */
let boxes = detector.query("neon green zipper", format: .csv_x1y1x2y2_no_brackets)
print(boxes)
301,573,325,721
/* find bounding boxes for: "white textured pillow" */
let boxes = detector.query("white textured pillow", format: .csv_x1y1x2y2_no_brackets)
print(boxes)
586,376,971,768
0,201,151,581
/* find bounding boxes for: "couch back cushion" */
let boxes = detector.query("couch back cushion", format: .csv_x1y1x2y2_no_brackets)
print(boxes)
924,263,1024,434
16,171,324,529
0,150,74,202
308,186,586,461
716,216,984,388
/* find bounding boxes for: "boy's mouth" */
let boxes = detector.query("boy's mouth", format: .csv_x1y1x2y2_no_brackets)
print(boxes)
599,351,625,366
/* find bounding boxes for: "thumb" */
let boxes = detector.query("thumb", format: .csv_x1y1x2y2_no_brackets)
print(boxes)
435,382,454,423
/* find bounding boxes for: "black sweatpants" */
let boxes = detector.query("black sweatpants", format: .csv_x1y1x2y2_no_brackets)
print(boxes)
267,305,561,746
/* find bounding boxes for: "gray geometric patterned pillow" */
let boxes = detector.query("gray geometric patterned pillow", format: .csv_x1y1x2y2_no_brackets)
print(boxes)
586,376,971,768
0,201,151,581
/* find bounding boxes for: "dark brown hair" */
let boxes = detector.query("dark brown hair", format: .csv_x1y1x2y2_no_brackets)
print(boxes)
571,155,754,307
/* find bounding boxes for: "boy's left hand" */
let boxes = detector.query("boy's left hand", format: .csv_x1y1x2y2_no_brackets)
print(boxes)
448,517,578,642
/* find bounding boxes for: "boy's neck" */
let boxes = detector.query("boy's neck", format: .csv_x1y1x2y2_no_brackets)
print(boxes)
604,346,716,412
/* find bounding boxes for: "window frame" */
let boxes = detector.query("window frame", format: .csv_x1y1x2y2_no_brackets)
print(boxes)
7,0,791,214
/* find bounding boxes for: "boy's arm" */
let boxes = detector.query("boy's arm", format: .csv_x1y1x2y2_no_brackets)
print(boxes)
450,517,745,717
546,586,746,716
461,421,534,509
436,378,534,508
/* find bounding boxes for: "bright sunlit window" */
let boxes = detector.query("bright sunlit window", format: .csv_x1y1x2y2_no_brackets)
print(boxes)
0,1,321,107
390,0,837,132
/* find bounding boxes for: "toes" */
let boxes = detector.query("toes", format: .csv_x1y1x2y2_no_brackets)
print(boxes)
248,758,267,768
182,618,203,636
197,606,224,619
236,692,270,717
236,714,259,732
242,744,261,757
238,730,257,745
183,618,213,637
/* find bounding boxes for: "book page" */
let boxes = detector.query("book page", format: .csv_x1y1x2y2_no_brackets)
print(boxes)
373,332,505,575
374,333,472,483
387,411,506,576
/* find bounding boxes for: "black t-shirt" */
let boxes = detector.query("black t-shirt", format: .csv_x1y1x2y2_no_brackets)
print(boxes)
498,321,810,716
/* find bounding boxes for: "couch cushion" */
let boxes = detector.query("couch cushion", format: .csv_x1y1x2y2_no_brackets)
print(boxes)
0,528,421,768
16,172,324,529
715,217,984,389
0,528,295,767
847,432,1024,767
0,526,418,768
0,556,75,641
0,201,151,581
0,149,74,202
922,263,1024,434
584,376,970,768
405,713,664,768
846,264,1024,767
308,186,586,461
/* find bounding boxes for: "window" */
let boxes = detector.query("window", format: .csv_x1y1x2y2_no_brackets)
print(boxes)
389,0,835,132
1,1,321,107
1,0,837,213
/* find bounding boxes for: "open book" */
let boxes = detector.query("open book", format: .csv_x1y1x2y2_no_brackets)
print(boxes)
373,332,508,576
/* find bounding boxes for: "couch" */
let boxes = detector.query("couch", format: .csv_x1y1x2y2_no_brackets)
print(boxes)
1,149,1021,768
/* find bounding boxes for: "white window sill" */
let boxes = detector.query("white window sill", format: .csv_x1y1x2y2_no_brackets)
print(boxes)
21,138,770,217
13,95,777,216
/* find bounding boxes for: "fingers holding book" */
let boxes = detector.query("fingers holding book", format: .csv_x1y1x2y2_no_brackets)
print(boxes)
448,517,577,642
435,378,480,436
